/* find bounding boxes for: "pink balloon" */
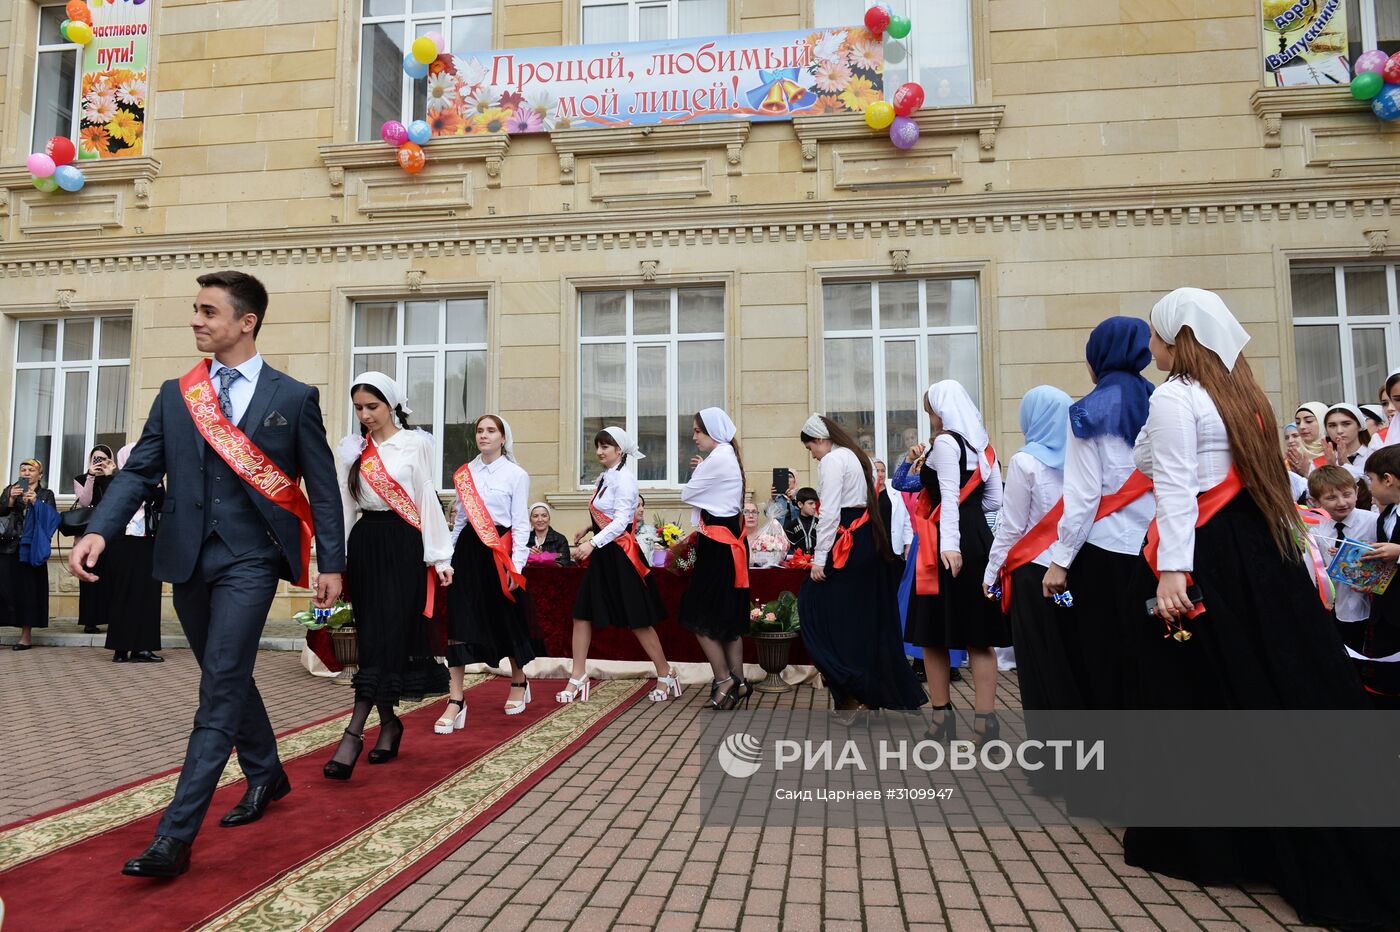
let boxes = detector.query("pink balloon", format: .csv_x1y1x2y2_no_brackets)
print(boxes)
1356,49,1389,75
27,153,56,178
889,116,919,150
381,120,409,147
425,31,445,50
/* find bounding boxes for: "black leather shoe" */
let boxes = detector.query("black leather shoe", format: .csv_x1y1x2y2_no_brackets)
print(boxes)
949,667,963,683
219,772,291,827
121,835,191,878
131,651,164,663
113,651,129,663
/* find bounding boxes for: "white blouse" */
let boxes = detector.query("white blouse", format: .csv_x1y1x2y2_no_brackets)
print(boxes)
450,454,530,573
984,451,1064,586
1132,377,1232,573
1049,430,1155,567
927,433,1003,554
681,442,744,525
340,429,453,569
813,446,870,566
589,464,639,550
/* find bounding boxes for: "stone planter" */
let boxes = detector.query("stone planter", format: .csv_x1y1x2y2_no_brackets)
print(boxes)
752,630,798,693
329,627,359,686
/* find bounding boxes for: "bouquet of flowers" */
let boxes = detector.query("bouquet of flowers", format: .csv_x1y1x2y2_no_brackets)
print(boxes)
294,599,355,631
749,516,790,569
749,591,800,633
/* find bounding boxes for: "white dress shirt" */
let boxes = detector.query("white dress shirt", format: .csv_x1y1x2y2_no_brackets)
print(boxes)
340,429,453,569
681,442,744,525
1131,378,1233,573
884,485,913,556
1050,430,1155,567
1382,505,1399,541
208,353,264,426
451,454,530,573
589,464,639,550
1310,508,1376,623
927,433,1003,554
984,451,1064,586
813,446,870,566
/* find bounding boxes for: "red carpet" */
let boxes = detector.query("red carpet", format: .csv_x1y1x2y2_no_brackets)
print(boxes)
0,676,647,931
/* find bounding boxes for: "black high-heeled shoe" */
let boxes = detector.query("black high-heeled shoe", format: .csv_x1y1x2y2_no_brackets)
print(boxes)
368,717,402,764
323,729,363,780
924,702,956,742
972,711,1000,748
734,676,753,709
706,675,739,711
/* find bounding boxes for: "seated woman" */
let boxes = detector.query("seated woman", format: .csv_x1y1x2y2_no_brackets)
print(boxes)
526,502,572,565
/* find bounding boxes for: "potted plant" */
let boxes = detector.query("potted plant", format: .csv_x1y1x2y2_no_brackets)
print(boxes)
749,591,800,694
296,599,356,685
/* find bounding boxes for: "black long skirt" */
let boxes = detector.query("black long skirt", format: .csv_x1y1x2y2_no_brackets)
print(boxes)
345,511,448,705
104,535,162,653
1006,562,1085,711
1062,542,1140,710
1122,495,1400,929
799,507,926,710
905,498,1010,649
446,521,535,667
78,558,111,630
0,552,48,629
573,527,666,630
678,511,750,642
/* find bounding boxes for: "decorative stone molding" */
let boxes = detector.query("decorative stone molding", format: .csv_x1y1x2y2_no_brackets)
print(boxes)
640,259,659,281
406,269,425,291
793,105,1005,171
1250,87,1369,148
550,121,750,185
318,136,510,215
0,188,9,219
56,288,75,309
0,156,160,236
1366,228,1390,254
890,249,910,273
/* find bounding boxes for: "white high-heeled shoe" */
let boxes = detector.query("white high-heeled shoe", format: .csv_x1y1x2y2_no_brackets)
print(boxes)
649,666,682,702
504,680,531,715
434,697,466,734
555,675,590,703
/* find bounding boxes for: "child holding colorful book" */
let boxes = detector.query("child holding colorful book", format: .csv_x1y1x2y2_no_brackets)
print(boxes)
1306,465,1376,652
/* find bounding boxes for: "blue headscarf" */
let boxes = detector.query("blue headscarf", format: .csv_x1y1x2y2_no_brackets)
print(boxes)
1018,386,1073,471
1069,317,1154,445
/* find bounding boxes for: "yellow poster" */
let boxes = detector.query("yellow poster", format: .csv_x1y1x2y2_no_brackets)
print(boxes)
1262,0,1351,87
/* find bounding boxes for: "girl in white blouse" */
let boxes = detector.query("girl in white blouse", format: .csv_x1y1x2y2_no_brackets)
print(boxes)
324,373,454,780
440,415,536,729
559,427,679,704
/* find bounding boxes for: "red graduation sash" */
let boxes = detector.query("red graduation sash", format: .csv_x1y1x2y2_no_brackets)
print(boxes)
588,485,650,580
698,519,749,587
360,436,438,617
179,360,315,588
910,447,997,596
453,461,526,601
1142,467,1244,622
830,509,869,569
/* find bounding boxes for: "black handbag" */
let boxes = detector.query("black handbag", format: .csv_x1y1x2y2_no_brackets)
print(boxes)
58,505,94,538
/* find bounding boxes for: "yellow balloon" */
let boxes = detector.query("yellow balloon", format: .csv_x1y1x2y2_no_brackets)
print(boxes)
67,20,93,45
411,35,439,64
865,100,895,131
1262,0,1318,34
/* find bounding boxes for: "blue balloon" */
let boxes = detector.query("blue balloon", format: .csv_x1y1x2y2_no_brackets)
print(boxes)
402,53,429,79
1372,85,1400,121
407,119,432,145
53,164,85,192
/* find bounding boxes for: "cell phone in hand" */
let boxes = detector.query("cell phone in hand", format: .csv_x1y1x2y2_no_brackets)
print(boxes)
772,468,789,495
16,477,29,493
1144,585,1203,616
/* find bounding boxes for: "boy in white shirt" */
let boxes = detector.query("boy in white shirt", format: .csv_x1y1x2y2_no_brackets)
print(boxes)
1307,465,1376,650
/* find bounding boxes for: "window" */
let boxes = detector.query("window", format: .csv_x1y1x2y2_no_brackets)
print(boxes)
577,287,725,486
31,4,82,152
358,0,493,140
822,278,980,465
581,0,726,44
1291,264,1399,405
10,316,131,485
351,297,489,487
1347,0,1400,61
813,0,973,106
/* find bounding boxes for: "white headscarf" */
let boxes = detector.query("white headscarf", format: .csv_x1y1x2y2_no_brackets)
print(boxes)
925,380,992,479
351,371,413,416
801,413,829,439
1326,403,1367,431
1150,287,1250,372
603,426,645,460
529,501,551,516
699,407,736,443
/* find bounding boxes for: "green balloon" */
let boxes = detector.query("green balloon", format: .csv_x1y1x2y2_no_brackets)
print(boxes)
887,15,912,39
59,19,72,41
33,176,58,193
1352,71,1384,101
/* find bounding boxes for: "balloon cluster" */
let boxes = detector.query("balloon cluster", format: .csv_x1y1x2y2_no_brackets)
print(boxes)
1350,49,1400,121
860,5,924,149
59,0,95,46
380,119,433,174
403,30,445,80
27,136,85,194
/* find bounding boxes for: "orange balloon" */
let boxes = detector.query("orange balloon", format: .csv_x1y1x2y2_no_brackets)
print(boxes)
397,142,425,174
66,2,92,25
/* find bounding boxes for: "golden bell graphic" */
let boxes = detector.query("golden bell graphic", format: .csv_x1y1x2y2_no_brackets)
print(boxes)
759,79,807,114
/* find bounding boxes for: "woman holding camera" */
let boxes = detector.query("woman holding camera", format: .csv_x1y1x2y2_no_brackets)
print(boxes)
73,445,117,633
1,460,57,650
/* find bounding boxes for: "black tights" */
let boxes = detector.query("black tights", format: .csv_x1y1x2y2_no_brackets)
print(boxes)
330,698,402,765
695,634,744,696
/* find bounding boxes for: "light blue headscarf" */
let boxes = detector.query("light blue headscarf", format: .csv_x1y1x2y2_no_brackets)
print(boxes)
1018,385,1073,471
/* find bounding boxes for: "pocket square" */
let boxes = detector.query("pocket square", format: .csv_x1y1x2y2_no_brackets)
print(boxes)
263,411,288,428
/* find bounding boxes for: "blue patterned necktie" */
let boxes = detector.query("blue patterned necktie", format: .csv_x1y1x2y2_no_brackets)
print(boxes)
217,366,242,421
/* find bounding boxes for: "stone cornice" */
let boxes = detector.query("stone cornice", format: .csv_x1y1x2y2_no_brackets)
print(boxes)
1,174,1395,276
1249,87,1370,148
0,156,162,213
549,121,751,181
793,105,1005,165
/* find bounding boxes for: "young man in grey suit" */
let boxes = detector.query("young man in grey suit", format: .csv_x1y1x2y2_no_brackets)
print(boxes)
70,271,346,878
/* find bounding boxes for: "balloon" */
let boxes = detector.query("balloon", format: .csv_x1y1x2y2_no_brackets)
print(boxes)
1384,51,1400,85
1372,84,1400,121
863,4,891,34
59,19,71,41
887,15,911,39
1356,49,1390,75
891,82,925,116
381,120,408,146
32,176,58,193
411,36,438,65
67,21,93,45
397,142,426,174
889,116,919,149
883,40,907,64
1351,71,1384,101
864,100,895,130
66,1,92,25
425,31,445,50
402,53,429,79
27,153,56,178
407,119,432,145
54,165,86,192
47,136,77,166
1262,0,1316,33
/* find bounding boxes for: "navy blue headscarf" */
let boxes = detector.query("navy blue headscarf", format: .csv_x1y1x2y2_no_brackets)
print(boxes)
1069,317,1154,445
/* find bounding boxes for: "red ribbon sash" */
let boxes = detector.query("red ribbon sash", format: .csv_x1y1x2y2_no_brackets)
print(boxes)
698,520,749,587
453,462,526,602
910,447,997,596
588,487,650,580
360,436,439,617
1142,467,1244,621
179,361,315,588
830,510,870,569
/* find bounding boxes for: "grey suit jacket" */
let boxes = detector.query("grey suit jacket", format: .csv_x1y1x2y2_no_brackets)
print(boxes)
87,362,347,585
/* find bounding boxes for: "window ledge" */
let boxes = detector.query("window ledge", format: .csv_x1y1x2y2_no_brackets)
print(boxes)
0,156,161,235
792,104,1005,169
1250,87,1370,148
318,135,512,214
550,121,750,182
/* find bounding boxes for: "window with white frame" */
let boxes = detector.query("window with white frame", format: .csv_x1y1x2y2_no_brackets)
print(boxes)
1347,0,1400,60
358,0,493,140
351,297,489,487
1291,264,1399,405
10,316,131,485
822,278,980,466
813,0,972,106
578,287,725,487
32,3,82,152
581,0,726,44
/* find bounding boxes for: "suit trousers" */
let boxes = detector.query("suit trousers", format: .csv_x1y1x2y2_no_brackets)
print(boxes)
157,534,284,843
